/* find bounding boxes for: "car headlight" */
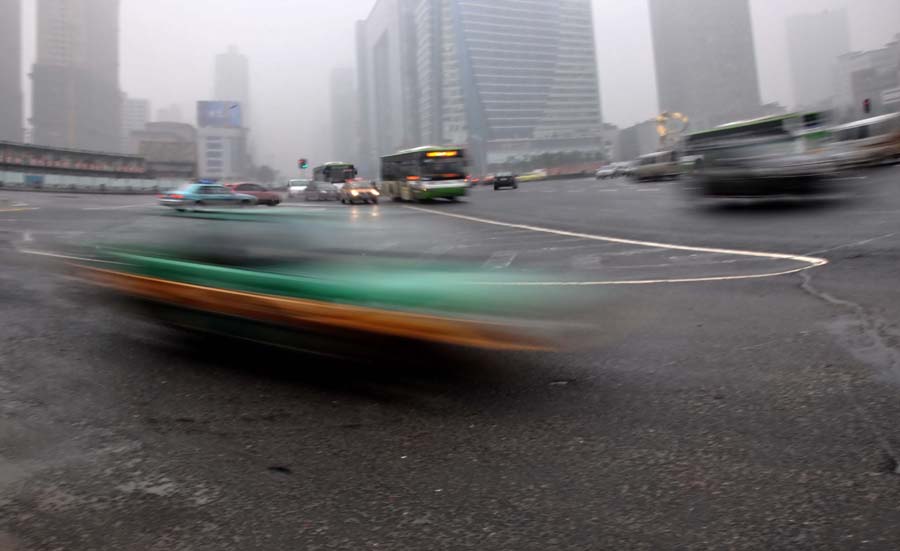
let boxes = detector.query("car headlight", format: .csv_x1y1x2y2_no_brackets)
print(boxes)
371,190,380,196
351,191,359,196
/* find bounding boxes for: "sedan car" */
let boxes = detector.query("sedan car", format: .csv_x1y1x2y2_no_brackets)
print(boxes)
595,166,619,180
304,182,340,201
493,172,517,190
341,181,380,204
71,209,591,356
159,183,258,210
226,182,282,206
288,179,311,198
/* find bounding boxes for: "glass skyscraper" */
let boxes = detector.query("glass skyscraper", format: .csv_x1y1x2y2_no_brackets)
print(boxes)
414,0,604,172
358,0,604,175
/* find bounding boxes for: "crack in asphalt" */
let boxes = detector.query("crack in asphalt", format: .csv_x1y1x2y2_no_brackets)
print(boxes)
799,271,900,474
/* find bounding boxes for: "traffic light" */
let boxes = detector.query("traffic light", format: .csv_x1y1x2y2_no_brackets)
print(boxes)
299,158,309,169
863,98,871,114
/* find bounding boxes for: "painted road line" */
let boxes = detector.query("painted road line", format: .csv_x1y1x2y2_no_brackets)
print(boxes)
404,206,828,286
483,251,518,269
0,207,39,213
805,232,897,256
17,249,124,265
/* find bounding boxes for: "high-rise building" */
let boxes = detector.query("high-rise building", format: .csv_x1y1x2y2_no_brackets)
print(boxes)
649,0,762,131
357,0,605,175
214,46,251,127
356,0,421,176
121,96,150,153
32,0,122,152
787,10,851,110
416,0,604,173
0,0,23,142
330,67,359,162
196,101,248,181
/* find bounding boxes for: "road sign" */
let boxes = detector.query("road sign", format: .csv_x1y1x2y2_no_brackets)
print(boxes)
882,87,900,105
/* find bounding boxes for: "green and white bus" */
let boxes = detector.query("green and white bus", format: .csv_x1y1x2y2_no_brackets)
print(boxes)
313,162,358,185
683,112,837,196
380,146,468,202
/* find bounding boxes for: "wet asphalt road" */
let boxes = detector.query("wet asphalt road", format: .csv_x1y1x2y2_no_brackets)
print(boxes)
2,168,900,550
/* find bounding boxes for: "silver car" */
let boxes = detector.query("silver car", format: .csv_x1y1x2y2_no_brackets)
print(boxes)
304,182,340,201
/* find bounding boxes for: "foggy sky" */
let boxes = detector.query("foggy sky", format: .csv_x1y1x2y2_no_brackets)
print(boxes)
17,0,900,176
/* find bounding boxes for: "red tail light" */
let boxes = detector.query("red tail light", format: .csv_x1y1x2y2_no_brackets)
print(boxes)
170,194,184,199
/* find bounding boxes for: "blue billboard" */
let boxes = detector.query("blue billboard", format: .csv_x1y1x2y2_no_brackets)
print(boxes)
197,101,243,128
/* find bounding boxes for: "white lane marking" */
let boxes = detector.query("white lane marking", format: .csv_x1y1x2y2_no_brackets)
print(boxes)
483,251,518,269
602,247,669,257
81,203,153,211
404,206,828,286
805,233,897,256
572,254,603,268
17,249,123,264
831,176,868,181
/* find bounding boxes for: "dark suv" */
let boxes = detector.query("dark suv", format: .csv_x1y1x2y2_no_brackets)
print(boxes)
493,172,517,190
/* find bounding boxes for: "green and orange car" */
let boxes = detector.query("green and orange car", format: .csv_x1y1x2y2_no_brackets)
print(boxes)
73,207,582,354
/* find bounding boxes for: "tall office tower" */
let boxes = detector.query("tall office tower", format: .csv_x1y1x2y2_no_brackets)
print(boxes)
0,0,23,142
214,46,251,127
787,10,851,109
32,0,122,152
413,0,604,173
356,0,421,176
649,0,762,130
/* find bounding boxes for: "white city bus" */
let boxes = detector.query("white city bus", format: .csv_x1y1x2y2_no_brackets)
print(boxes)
380,146,469,202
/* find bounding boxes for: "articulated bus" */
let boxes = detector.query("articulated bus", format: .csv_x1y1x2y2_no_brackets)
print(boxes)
828,112,900,168
380,146,468,202
313,162,358,187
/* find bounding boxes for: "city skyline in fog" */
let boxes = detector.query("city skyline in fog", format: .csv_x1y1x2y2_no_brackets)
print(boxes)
15,0,900,174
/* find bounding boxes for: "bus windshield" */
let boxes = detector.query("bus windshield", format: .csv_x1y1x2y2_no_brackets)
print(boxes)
422,158,466,180
317,164,357,183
